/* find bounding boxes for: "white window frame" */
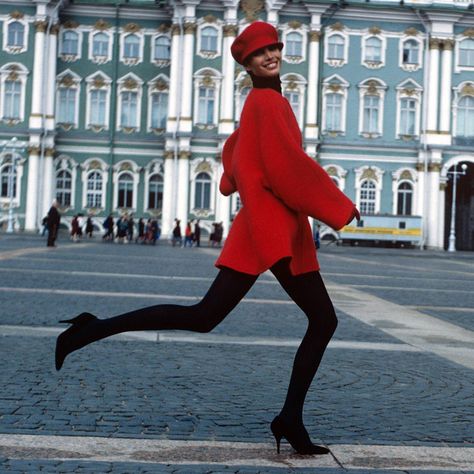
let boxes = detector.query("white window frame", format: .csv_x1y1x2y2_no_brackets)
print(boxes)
55,69,81,129
85,72,112,131
234,71,252,122
455,36,474,72
324,31,349,67
358,78,387,138
193,68,222,129
0,63,28,124
396,79,422,139
151,34,171,66
59,28,82,62
399,36,423,72
88,30,113,64
361,34,386,69
143,160,164,213
282,25,307,64
112,160,140,212
54,155,77,210
452,81,474,138
3,18,28,54
116,73,143,132
81,158,109,210
282,73,307,129
355,165,384,215
323,164,347,192
189,158,219,217
120,31,144,66
321,74,349,136
0,151,24,208
392,168,417,216
147,74,169,133
196,21,222,59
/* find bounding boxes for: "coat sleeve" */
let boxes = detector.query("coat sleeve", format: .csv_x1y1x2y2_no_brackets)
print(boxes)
255,93,354,230
219,128,239,196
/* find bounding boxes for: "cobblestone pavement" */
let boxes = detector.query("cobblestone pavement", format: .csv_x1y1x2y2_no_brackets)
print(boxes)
0,234,473,473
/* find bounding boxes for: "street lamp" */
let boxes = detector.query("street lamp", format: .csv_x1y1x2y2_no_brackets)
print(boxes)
447,162,468,252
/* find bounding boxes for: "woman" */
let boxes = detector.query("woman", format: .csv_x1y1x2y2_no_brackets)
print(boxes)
55,21,359,455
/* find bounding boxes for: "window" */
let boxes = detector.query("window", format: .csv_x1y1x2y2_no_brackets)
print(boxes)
360,180,376,214
62,31,79,55
397,182,413,215
400,98,416,135
326,93,342,131
154,36,170,60
57,88,77,124
148,174,163,210
201,27,217,52
285,91,300,120
117,172,133,208
7,22,24,47
198,87,215,124
194,172,211,209
3,81,21,119
362,95,380,133
287,32,302,57
56,170,72,207
457,96,474,137
238,86,251,118
88,89,106,126
150,92,168,129
92,32,109,57
120,91,138,128
459,39,474,67
124,34,140,59
0,165,16,198
402,39,419,64
86,171,103,208
328,35,344,60
365,37,382,62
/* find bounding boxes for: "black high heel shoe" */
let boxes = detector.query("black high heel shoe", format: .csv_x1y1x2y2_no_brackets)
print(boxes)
55,312,98,371
270,415,329,455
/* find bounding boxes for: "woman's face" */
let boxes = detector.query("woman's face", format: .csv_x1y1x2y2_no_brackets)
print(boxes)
244,44,282,77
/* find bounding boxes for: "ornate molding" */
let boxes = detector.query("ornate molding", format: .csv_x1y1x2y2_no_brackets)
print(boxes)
179,151,191,160
196,160,212,173
94,19,110,31
429,38,442,50
288,20,302,30
404,27,419,36
361,168,378,181
415,162,425,172
157,23,170,33
152,78,168,91
92,77,106,88
330,22,344,31
309,31,321,42
171,24,181,36
239,0,265,22
328,83,342,92
10,11,24,20
164,150,174,160
369,26,381,35
461,83,474,97
184,22,196,34
428,163,441,173
35,20,48,33
45,148,55,158
366,80,380,95
59,75,76,87
223,24,238,37
28,146,41,155
124,23,141,33
123,78,138,89
442,39,455,51
462,28,474,38
50,24,60,35
201,74,215,87
203,14,217,23
63,20,79,29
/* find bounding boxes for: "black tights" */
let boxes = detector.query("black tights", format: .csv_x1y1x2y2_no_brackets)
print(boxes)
87,258,337,425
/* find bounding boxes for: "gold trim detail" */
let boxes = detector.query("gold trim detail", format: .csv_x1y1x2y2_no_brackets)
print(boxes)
184,22,196,34
461,83,474,96
369,26,381,35
124,23,141,33
240,0,265,22
309,31,321,42
203,14,217,23
28,146,40,154
35,20,48,33
462,28,474,38
439,182,447,191
59,75,76,87
123,78,138,89
328,84,342,92
152,79,168,91
361,168,378,181
92,77,106,88
223,24,238,37
45,148,55,157
171,24,180,36
404,27,418,36
94,19,110,31
429,38,442,50
442,39,454,50
164,151,174,160
330,22,344,31
428,163,441,172
63,20,79,29
50,24,60,35
219,118,234,123
10,11,24,20
157,24,171,33
179,151,191,159
415,163,425,172
288,20,302,29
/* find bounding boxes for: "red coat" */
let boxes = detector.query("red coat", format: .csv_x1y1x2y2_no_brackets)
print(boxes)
215,88,355,275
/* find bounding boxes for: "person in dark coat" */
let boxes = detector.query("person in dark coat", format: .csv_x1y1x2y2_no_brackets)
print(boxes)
193,219,201,247
46,200,61,247
102,214,114,241
55,22,360,456
136,218,145,243
71,215,80,242
172,219,182,247
127,215,135,242
86,217,94,238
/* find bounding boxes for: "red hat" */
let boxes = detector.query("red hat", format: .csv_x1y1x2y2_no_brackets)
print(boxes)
231,21,284,65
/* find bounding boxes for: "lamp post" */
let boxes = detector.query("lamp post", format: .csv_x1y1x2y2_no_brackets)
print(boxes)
447,162,467,252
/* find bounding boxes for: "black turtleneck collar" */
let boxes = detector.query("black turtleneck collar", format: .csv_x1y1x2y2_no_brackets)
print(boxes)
249,71,282,95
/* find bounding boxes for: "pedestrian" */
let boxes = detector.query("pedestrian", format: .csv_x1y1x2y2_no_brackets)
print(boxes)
136,217,145,244
102,214,114,241
71,215,80,242
41,216,49,237
77,214,84,239
215,222,223,247
314,224,321,249
172,218,182,247
210,222,217,247
46,200,61,247
184,221,193,247
116,215,128,244
86,217,94,238
127,215,135,242
194,219,201,247
151,218,159,245
55,22,359,456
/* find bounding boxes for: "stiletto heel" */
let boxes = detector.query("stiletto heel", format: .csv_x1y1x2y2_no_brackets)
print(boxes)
55,312,98,371
270,415,329,455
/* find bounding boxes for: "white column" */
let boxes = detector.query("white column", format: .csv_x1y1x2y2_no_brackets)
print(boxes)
161,151,175,237
305,30,321,140
179,21,196,133
29,20,47,130
24,147,40,231
42,149,54,220
166,24,181,133
439,39,453,134
415,162,426,216
426,38,441,133
45,24,58,132
215,157,231,237
426,161,441,248
176,151,190,226
438,180,447,249
219,24,238,136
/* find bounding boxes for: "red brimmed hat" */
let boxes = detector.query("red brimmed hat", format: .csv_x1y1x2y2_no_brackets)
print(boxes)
231,21,284,65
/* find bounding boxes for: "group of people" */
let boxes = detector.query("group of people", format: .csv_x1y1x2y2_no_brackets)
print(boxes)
103,214,161,245
172,219,201,247
70,215,94,242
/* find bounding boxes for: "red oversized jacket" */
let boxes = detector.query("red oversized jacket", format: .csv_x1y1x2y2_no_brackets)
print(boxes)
215,88,355,275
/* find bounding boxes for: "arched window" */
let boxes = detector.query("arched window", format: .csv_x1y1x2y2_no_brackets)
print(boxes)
360,180,376,214
325,93,342,131
86,171,103,208
402,39,419,64
3,80,21,119
148,174,163,210
8,22,24,47
365,37,382,62
124,34,140,58
151,92,168,129
194,172,211,209
92,32,109,57
362,95,380,133
201,27,217,52
328,35,344,60
154,36,170,60
457,96,474,137
459,39,474,67
62,30,79,55
331,177,340,188
397,182,413,215
0,164,16,198
198,87,215,124
287,32,302,57
117,172,133,208
56,170,72,207
399,97,417,135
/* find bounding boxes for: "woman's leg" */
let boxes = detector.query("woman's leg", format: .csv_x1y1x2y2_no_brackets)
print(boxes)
56,267,257,369
270,259,338,426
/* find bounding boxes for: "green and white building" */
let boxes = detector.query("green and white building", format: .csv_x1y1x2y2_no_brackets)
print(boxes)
0,0,473,249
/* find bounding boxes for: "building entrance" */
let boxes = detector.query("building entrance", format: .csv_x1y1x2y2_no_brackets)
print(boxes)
444,162,474,251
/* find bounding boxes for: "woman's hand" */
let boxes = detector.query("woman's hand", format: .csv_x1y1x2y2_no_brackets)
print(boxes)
346,207,361,225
